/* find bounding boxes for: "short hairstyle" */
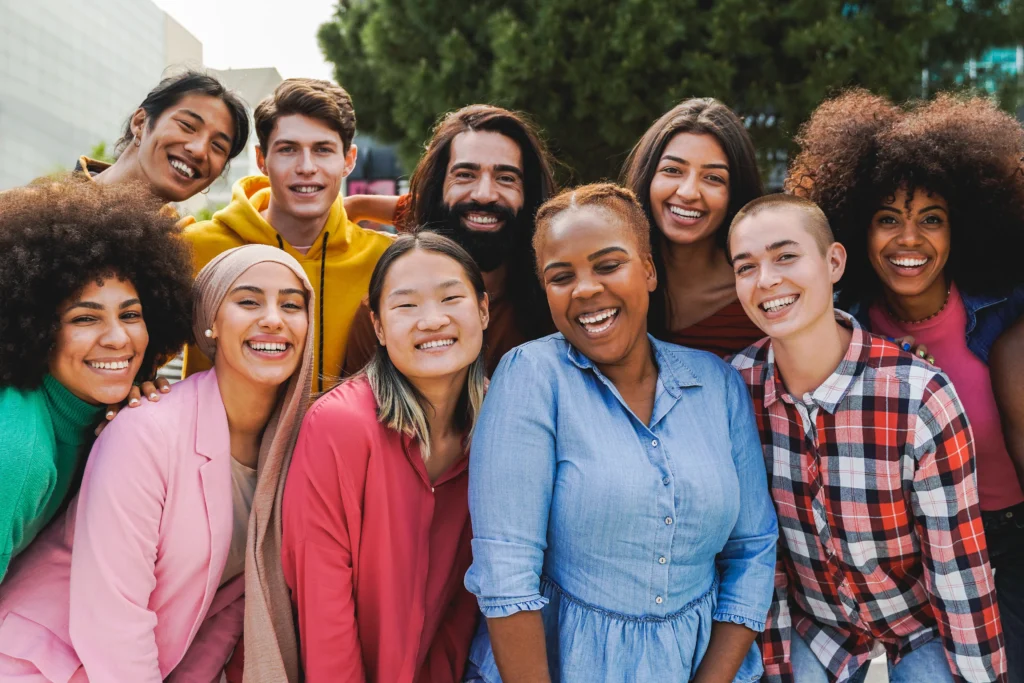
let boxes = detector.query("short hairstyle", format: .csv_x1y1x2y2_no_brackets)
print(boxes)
533,183,651,273
621,98,764,337
0,180,194,389
361,232,486,461
409,104,557,340
787,89,1024,307
254,78,356,152
728,194,834,260
115,69,249,160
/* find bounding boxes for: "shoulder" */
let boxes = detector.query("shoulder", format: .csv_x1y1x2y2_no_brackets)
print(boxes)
303,375,381,437
655,338,733,375
183,218,244,269
727,337,771,377
860,333,943,395
0,386,54,500
493,334,571,376
97,373,205,448
346,219,394,257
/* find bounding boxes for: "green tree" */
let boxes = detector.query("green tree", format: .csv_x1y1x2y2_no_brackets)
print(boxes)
88,141,116,165
319,0,1023,183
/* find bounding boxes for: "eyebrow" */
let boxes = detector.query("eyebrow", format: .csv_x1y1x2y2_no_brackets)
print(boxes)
65,298,141,312
542,246,630,273
231,285,263,295
272,138,337,148
731,239,799,262
877,204,948,214
181,109,233,146
449,161,524,178
660,154,730,171
387,279,466,299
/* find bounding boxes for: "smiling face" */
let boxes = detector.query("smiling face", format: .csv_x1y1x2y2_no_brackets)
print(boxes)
132,93,236,202
211,262,309,389
867,188,950,303
442,130,525,233
257,114,357,224
647,132,731,246
730,208,845,342
49,278,149,405
539,205,657,366
372,249,488,384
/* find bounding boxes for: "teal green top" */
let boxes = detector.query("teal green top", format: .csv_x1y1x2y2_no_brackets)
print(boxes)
0,375,103,582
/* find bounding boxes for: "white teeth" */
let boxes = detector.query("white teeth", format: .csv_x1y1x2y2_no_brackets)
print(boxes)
669,206,703,220
889,256,928,268
760,295,797,312
293,186,322,194
248,342,287,352
467,214,499,224
170,159,195,178
577,308,617,325
88,360,130,370
417,339,456,350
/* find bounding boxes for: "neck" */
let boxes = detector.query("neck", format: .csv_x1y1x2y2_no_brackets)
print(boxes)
411,371,466,442
772,310,852,397
596,332,657,394
215,363,280,468
662,234,731,288
262,199,331,249
482,265,507,302
882,274,949,323
92,150,146,191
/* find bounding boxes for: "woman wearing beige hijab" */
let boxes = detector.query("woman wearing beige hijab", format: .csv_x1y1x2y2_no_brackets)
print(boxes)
0,244,311,682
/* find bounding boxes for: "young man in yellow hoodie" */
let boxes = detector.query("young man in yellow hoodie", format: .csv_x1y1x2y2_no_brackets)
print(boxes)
183,78,392,392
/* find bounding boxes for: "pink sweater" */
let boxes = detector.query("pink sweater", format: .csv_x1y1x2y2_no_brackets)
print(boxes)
870,284,1024,511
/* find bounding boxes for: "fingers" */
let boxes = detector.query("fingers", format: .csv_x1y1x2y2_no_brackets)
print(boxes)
140,381,161,402
894,336,916,352
96,404,120,436
155,377,171,394
914,343,928,359
127,385,142,408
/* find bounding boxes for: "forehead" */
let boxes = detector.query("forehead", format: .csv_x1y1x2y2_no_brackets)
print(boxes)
73,277,139,302
730,209,817,255
233,261,304,290
268,114,341,145
384,249,470,290
447,130,522,171
162,93,233,129
660,131,728,164
541,206,634,260
880,187,948,210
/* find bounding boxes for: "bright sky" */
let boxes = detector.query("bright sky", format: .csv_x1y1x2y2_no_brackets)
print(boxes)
153,0,338,81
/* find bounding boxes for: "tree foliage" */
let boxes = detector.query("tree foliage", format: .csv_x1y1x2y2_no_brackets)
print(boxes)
319,0,1024,184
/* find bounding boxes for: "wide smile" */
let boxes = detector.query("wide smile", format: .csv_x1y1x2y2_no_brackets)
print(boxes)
245,340,293,359
758,294,799,319
666,204,706,226
168,155,200,182
415,337,457,352
885,254,931,276
576,307,620,336
290,184,325,198
461,212,505,232
85,356,135,373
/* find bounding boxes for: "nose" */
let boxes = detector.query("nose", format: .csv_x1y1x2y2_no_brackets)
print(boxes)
417,304,451,331
756,263,782,290
469,174,499,204
183,134,208,163
297,149,317,175
673,171,700,202
895,221,923,247
99,320,131,349
259,306,285,331
571,275,604,300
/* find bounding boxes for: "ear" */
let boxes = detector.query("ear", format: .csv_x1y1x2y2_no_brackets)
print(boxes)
343,144,358,178
370,309,385,346
129,108,147,141
255,146,268,176
827,242,847,285
642,252,658,293
479,292,490,331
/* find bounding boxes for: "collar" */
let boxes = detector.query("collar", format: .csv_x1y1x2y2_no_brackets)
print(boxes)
763,310,871,414
565,334,701,397
41,374,105,445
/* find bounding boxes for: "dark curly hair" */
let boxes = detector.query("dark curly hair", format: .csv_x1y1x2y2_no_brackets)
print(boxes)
786,89,1024,308
0,180,194,389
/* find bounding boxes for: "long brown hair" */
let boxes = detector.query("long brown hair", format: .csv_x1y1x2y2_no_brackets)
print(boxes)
621,98,763,337
408,104,557,339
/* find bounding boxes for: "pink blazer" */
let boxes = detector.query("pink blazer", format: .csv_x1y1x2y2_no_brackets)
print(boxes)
0,370,244,682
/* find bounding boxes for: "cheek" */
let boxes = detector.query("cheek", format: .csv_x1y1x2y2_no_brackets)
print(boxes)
53,327,93,363
129,324,150,352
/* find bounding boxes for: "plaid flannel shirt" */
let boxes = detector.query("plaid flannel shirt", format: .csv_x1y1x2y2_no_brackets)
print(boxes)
730,313,1005,683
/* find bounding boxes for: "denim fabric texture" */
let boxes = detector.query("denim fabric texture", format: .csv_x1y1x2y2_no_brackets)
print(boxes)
789,632,954,683
463,334,778,682
984,503,1024,683
845,283,1024,364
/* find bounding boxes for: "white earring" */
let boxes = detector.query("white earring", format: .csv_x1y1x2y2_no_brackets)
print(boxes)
134,135,141,147
204,329,213,338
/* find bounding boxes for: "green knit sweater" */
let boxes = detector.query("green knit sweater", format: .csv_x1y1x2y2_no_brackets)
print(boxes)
0,375,103,582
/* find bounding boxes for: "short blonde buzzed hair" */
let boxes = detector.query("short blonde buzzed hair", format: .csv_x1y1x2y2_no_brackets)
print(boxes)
727,194,834,259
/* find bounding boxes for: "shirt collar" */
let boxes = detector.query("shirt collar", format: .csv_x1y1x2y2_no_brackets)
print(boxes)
565,334,701,397
763,310,872,414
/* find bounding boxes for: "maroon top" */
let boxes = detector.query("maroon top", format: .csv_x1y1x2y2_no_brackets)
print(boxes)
666,299,764,358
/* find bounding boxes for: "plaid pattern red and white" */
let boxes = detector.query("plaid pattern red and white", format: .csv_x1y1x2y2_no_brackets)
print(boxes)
731,313,1005,683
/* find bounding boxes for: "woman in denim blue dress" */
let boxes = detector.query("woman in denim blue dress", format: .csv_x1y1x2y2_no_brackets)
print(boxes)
463,183,777,682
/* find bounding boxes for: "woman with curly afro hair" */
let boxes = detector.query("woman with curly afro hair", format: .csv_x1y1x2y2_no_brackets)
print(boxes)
0,179,193,584
788,89,1024,681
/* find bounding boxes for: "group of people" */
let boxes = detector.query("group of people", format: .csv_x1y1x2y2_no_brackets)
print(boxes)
0,66,1021,683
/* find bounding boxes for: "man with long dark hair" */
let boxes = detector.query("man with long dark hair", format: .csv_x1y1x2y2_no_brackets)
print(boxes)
344,104,557,376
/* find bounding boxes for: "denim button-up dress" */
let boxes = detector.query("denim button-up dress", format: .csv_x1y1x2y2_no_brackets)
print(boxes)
464,334,778,682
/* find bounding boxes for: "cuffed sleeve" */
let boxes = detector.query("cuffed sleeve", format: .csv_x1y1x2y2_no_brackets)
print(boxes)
464,348,557,618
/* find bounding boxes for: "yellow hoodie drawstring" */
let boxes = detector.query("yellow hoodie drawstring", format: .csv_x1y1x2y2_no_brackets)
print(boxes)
317,232,329,393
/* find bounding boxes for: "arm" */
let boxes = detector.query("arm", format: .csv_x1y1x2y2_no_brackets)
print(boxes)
912,376,1006,683
0,425,42,582
343,194,400,225
166,586,245,682
281,405,367,682
990,318,1024,492
464,349,557,683
695,370,779,682
68,412,167,682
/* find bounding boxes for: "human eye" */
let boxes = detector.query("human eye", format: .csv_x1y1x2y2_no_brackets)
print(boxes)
120,310,144,321
282,301,304,311
875,214,898,225
777,252,798,263
706,173,728,184
657,165,681,175
212,142,227,155
922,214,945,225
547,271,573,285
177,119,196,133
734,263,754,276
594,260,623,274
70,315,98,324
442,294,466,303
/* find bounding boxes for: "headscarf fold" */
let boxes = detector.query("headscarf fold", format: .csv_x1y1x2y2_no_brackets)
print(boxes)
192,244,313,683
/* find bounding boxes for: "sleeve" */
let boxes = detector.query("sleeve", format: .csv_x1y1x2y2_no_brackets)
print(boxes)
68,411,168,683
463,348,556,618
912,374,1007,683
165,586,245,683
0,427,42,583
341,303,378,377
713,368,778,632
393,193,414,232
419,587,480,683
760,557,795,683
280,403,368,683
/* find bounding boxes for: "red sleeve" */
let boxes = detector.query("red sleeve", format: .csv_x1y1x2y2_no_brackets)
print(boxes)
281,399,370,683
419,586,479,683
394,193,414,233
342,303,378,377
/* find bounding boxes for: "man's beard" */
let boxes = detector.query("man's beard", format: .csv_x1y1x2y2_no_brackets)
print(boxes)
431,201,524,273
